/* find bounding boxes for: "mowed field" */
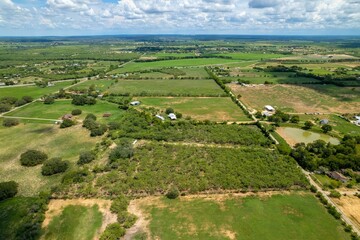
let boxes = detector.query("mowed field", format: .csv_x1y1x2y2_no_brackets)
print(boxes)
69,79,116,92
5,100,124,122
230,84,360,113
111,58,240,73
108,79,225,96
0,123,99,196
136,193,350,240
0,81,73,99
137,97,250,121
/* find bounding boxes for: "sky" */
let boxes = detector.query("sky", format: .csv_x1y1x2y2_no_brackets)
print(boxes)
0,0,359,36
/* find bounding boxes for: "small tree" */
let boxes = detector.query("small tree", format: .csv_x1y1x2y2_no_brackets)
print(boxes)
85,113,97,121
304,121,314,130
77,151,96,165
71,109,82,115
41,158,69,176
100,223,125,240
60,119,75,128
22,96,33,103
290,115,300,123
175,112,182,119
44,96,55,104
165,108,174,114
3,118,19,127
0,181,18,201
321,124,332,133
0,104,11,113
20,150,48,166
166,185,179,199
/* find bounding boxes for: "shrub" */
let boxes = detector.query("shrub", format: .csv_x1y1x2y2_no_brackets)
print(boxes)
329,190,341,198
165,107,174,114
100,223,125,240
85,113,97,121
166,185,179,199
304,121,314,130
290,115,300,123
60,119,75,128
77,151,96,165
3,118,19,127
44,96,55,104
110,195,129,213
22,96,33,103
321,124,332,133
0,181,18,201
71,109,82,115
90,124,108,137
109,141,133,162
20,150,48,166
310,185,317,193
14,99,27,107
41,158,69,176
0,103,11,113
83,118,97,130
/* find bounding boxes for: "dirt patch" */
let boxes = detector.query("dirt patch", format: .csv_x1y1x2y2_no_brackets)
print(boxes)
43,199,117,240
221,228,237,240
333,196,360,230
276,127,298,147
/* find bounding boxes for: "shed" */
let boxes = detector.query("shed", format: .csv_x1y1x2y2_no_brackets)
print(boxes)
155,115,165,121
320,119,329,125
168,113,177,120
264,105,275,111
62,114,73,120
130,101,140,106
327,171,348,183
103,113,112,117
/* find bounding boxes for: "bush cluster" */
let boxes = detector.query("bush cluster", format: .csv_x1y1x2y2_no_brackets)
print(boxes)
0,181,18,201
41,158,69,176
20,150,48,166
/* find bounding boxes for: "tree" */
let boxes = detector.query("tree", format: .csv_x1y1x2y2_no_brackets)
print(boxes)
3,118,19,127
304,121,314,130
0,104,11,113
71,109,82,115
290,115,300,123
175,112,182,119
22,96,33,103
166,185,180,199
44,96,55,104
41,158,69,176
20,150,48,166
90,124,108,137
14,99,27,107
100,223,125,240
85,113,97,121
321,124,332,133
165,108,174,114
77,151,96,165
109,140,133,162
0,181,18,201
60,119,75,128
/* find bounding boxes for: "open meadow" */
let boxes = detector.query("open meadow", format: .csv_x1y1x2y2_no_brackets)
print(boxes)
136,193,350,240
137,97,250,121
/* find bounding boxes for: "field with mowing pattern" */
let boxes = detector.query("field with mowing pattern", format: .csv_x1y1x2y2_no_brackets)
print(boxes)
139,193,350,240
108,79,225,96
137,97,250,121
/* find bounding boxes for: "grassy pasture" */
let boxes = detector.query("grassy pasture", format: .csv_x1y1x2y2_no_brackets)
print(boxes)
42,205,102,240
0,81,72,99
137,97,250,121
5,100,123,122
142,194,350,240
69,79,116,92
108,79,225,96
214,52,289,60
110,58,239,73
230,84,360,113
0,123,98,196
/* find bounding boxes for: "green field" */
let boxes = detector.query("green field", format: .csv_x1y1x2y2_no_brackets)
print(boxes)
0,123,98,196
214,52,289,60
137,97,250,121
69,79,116,92
111,58,239,73
108,79,225,96
143,194,350,240
0,81,73,99
6,100,123,122
42,205,102,240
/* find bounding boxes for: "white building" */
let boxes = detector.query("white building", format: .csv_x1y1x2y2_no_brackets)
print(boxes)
168,113,177,120
264,105,275,112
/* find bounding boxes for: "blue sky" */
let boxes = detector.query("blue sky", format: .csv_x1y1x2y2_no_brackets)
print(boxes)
0,0,359,36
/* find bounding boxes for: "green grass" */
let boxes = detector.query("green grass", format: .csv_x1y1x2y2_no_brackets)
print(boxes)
214,52,289,60
0,197,38,240
6,100,124,123
313,174,341,189
111,58,239,73
144,194,350,240
43,205,103,240
0,122,98,196
0,81,73,99
69,79,116,92
108,79,225,96
137,97,250,121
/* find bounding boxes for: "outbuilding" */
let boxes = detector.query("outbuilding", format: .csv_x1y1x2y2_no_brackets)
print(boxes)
264,105,275,112
130,101,140,106
320,119,329,125
168,113,177,120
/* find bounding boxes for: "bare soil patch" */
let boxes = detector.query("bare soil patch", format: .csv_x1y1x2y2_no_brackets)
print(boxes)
43,199,117,240
333,196,360,230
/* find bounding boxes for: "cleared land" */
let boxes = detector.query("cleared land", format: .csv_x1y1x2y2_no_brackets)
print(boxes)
0,123,98,196
42,205,102,240
135,193,350,240
333,196,360,230
108,79,225,96
0,81,73,98
69,79,116,92
5,100,124,122
137,97,250,121
230,84,360,113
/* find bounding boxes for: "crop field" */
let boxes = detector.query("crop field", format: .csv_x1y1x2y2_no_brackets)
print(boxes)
110,58,239,73
137,97,250,121
69,79,116,92
214,52,289,60
108,79,225,96
0,81,73,99
42,205,103,240
0,123,98,196
5,100,124,122
138,193,349,240
230,84,360,113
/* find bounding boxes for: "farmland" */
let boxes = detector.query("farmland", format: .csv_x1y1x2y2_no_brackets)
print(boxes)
137,97,250,121
137,193,350,240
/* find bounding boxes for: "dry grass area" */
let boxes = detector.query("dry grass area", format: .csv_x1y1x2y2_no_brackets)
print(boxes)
230,84,360,113
42,199,116,240
333,196,360,230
